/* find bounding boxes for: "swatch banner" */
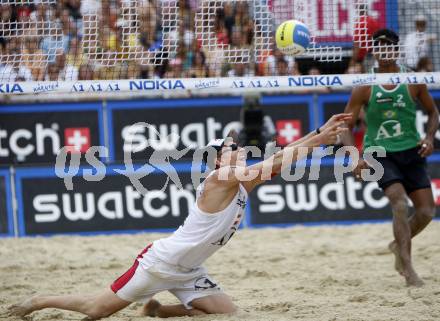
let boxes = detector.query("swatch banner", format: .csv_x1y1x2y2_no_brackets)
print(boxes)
319,91,440,150
260,96,312,148
0,103,103,165
16,167,196,236
12,157,440,235
249,160,440,226
108,96,311,162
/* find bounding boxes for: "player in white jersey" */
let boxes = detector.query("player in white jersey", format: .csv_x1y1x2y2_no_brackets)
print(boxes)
8,114,350,320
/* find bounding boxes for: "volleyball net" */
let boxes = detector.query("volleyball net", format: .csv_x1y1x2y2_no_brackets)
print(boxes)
0,0,439,96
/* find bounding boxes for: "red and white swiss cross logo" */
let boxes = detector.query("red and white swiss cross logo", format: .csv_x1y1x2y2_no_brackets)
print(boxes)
64,128,91,153
431,179,440,206
276,120,302,146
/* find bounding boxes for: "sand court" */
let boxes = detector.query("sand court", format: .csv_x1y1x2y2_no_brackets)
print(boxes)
1,222,439,321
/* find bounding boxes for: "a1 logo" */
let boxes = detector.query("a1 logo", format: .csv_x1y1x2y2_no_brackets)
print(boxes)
376,120,403,140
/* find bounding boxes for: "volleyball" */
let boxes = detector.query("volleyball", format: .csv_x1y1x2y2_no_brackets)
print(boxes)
275,20,311,56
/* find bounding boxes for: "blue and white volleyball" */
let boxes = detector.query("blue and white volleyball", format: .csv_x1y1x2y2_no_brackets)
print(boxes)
275,20,311,56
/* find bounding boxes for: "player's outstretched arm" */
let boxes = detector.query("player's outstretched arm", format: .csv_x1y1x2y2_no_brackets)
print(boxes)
240,114,351,192
283,113,352,148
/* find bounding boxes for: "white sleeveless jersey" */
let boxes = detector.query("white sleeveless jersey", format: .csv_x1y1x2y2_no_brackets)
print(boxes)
148,180,248,269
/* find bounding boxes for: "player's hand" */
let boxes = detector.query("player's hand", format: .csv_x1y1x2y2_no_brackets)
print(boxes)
320,113,352,132
353,158,369,180
418,138,434,157
317,122,347,145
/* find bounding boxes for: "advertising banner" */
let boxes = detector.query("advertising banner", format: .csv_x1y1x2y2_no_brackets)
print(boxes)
0,169,14,237
261,95,314,147
249,158,440,226
0,103,104,165
428,157,440,208
248,161,391,226
271,0,390,46
108,98,242,162
12,156,440,235
15,164,198,236
108,95,313,162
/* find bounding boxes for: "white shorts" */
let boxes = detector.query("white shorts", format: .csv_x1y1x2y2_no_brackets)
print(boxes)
110,244,223,308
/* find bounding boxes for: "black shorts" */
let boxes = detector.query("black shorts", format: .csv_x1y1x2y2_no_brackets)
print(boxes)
371,146,431,194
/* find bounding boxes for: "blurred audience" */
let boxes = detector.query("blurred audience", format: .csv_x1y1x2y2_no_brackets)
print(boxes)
403,15,437,70
350,3,381,68
345,62,364,74
43,50,71,80
0,38,33,82
78,63,94,80
22,35,46,81
187,50,209,78
227,62,254,77
263,46,296,76
416,57,434,72
0,0,436,84
275,58,289,76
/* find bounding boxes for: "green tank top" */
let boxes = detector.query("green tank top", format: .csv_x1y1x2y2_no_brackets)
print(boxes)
363,84,420,152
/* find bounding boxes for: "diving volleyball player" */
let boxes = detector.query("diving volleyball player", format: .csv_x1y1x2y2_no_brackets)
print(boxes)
8,114,350,319
343,29,439,287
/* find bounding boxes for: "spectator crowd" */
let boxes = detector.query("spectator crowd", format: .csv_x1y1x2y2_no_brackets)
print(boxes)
0,0,437,83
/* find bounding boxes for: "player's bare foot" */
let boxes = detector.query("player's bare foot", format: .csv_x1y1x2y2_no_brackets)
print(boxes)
405,272,424,287
7,296,39,317
388,241,404,275
141,299,161,317
389,242,424,287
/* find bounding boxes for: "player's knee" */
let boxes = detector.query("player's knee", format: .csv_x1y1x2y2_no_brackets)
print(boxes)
210,301,237,314
86,303,114,320
386,188,407,211
416,206,435,222
191,296,237,314
390,198,408,217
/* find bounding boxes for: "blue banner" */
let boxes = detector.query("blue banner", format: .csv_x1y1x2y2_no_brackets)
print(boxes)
0,102,105,165
0,169,14,237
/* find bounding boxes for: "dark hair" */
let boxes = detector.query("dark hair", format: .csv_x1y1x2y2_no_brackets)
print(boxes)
372,28,399,44
192,50,206,66
276,57,288,65
200,131,239,168
0,38,6,50
201,146,221,169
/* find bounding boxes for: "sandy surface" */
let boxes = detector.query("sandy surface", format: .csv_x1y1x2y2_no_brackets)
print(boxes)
1,222,439,321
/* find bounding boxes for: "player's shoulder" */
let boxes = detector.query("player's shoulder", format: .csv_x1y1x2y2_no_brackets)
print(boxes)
206,167,239,187
408,83,428,96
408,83,428,90
351,85,371,101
